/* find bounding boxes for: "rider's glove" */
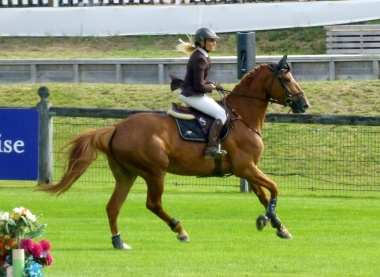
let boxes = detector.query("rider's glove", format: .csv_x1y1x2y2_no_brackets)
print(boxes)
213,82,224,92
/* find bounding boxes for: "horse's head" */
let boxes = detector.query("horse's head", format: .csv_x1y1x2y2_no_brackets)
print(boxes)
267,55,310,113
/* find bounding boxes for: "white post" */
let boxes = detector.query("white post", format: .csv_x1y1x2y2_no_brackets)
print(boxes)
37,86,53,185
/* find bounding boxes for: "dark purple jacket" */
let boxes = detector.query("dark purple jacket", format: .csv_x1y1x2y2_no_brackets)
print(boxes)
181,49,214,97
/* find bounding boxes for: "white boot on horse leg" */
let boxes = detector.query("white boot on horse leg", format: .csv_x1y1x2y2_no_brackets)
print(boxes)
112,234,132,249
169,218,190,243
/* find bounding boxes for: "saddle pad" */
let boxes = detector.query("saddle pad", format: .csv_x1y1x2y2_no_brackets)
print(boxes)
174,118,229,142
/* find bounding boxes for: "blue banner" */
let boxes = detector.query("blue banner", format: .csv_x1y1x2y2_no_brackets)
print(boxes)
0,108,39,181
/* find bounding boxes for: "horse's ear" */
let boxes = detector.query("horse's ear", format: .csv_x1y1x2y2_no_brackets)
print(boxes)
278,54,288,68
269,54,289,74
276,54,290,74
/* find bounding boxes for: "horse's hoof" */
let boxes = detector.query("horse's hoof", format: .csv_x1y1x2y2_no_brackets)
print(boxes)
276,226,292,239
121,243,132,249
178,235,190,243
256,215,269,231
177,230,190,243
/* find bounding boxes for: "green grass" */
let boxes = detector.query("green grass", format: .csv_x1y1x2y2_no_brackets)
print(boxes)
1,80,380,115
1,186,380,277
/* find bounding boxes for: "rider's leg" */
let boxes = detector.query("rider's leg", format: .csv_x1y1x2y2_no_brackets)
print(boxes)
179,94,227,159
204,118,227,159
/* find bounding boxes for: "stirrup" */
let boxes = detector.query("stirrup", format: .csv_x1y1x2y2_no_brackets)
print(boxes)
204,149,227,160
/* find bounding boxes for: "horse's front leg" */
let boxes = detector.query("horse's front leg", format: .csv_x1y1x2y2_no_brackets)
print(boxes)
265,197,292,239
244,167,292,239
249,183,270,231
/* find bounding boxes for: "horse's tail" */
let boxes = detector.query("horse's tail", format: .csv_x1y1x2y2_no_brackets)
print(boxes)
38,126,116,196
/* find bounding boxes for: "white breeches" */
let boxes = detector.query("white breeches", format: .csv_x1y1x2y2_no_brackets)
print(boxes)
179,94,227,124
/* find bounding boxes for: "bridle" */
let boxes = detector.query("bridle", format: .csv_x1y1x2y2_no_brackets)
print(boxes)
223,63,305,108
267,63,305,108
219,62,305,136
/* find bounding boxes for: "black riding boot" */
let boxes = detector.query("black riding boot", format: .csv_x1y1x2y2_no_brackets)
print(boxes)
204,119,227,159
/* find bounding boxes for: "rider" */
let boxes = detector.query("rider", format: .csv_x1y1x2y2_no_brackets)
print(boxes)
173,27,227,159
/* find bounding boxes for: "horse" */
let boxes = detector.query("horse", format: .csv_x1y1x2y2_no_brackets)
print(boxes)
38,55,309,249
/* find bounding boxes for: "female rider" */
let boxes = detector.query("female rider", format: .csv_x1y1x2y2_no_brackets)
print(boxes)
172,27,227,159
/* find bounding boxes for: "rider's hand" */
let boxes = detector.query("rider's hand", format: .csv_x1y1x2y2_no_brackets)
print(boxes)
213,82,224,91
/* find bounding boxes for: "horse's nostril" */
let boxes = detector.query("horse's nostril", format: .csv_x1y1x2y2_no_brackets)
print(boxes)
303,104,310,110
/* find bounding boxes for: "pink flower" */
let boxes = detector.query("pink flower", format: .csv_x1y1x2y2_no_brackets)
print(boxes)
45,252,53,266
29,242,43,258
39,240,51,252
20,239,33,251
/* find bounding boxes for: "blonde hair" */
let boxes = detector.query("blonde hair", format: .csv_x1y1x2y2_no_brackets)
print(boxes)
176,34,197,54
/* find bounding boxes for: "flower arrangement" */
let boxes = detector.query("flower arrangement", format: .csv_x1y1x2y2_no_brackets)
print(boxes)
0,207,53,277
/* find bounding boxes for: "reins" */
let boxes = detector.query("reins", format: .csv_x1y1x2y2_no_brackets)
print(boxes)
217,89,263,137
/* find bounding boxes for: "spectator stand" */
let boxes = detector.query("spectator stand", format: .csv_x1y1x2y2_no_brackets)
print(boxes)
1,0,48,7
324,25,380,54
0,0,285,6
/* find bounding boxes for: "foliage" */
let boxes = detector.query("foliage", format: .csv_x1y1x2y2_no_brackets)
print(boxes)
0,208,52,277
0,208,45,248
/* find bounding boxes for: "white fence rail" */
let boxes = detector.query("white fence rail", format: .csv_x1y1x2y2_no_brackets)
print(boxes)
1,55,379,84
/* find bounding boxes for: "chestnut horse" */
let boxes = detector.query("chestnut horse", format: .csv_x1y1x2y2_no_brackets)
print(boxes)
39,55,309,249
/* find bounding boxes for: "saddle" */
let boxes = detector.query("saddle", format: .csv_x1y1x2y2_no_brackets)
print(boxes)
167,102,229,142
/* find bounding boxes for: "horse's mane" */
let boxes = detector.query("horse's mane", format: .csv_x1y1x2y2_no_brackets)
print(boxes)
232,63,268,93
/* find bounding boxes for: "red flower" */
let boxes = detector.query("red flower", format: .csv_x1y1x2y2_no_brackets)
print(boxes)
0,255,5,265
45,252,53,266
20,238,33,251
39,240,51,252
29,242,43,258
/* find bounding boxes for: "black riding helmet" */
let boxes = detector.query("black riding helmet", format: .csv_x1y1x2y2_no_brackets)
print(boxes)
194,28,220,48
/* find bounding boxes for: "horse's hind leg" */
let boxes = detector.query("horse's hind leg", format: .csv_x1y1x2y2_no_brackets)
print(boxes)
106,156,137,249
144,175,190,243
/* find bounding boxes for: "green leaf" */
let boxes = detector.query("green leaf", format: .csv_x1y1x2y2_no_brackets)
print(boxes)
20,216,29,226
25,224,46,239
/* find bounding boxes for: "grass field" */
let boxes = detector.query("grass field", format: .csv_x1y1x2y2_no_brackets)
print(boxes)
1,185,380,277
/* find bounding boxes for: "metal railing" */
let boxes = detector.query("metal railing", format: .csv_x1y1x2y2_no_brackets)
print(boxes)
36,87,380,194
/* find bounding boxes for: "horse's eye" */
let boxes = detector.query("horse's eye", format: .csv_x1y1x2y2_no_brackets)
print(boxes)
282,78,291,83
